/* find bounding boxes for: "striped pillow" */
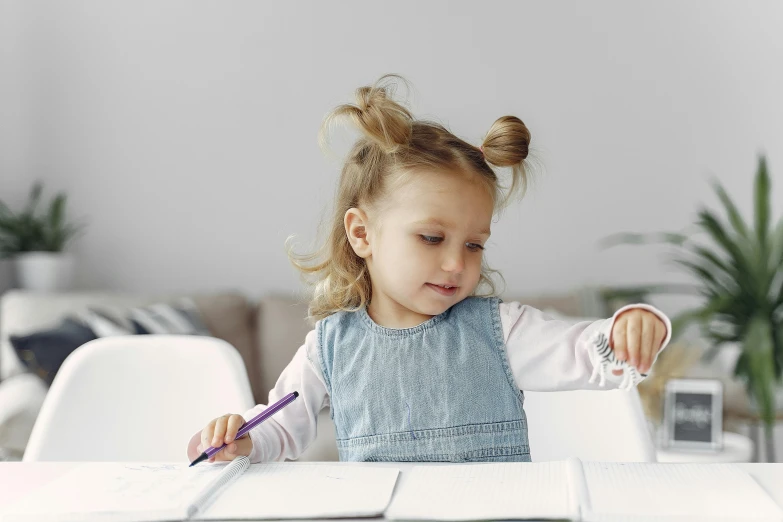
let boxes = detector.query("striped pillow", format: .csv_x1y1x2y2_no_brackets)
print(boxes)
75,298,210,338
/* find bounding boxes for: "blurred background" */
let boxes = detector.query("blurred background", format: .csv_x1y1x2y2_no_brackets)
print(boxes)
1,0,779,300
1,1,782,464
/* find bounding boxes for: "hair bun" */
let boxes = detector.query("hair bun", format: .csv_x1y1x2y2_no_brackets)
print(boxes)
481,116,531,167
321,75,414,155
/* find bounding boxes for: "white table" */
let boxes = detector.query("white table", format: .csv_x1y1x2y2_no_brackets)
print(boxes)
1,461,782,521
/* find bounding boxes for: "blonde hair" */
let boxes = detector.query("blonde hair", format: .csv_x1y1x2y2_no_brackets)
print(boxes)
288,74,533,321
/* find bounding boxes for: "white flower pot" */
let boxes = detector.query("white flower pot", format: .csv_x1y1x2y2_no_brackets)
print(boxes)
14,252,75,292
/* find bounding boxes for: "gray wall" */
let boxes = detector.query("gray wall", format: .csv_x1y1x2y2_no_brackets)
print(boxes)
2,0,782,303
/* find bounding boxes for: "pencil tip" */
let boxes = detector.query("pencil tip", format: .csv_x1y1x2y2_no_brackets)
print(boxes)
189,452,208,467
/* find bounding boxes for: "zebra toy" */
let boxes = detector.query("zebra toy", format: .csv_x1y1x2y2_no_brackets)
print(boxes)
588,332,648,391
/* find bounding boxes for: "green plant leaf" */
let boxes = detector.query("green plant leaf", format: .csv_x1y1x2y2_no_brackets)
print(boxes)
0,182,82,254
769,269,783,310
743,315,778,426
711,177,750,240
772,324,783,381
672,257,732,296
769,216,783,275
48,194,65,230
688,246,752,297
755,155,771,246
0,199,14,219
734,350,748,378
691,245,733,276
697,209,756,280
25,182,43,216
43,194,67,251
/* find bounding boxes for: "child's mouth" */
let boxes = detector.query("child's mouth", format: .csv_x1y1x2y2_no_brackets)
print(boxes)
426,283,458,296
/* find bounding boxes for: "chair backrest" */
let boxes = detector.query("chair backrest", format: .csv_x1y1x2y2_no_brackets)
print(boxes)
23,335,255,462
523,388,657,462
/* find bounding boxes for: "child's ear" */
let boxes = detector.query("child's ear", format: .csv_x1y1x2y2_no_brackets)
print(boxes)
344,208,372,259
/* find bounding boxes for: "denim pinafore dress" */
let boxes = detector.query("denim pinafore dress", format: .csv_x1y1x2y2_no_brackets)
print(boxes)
316,296,530,462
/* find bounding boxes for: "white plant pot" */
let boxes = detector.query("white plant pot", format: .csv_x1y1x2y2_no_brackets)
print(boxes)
14,252,75,292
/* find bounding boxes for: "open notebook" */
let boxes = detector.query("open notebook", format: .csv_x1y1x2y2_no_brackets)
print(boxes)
385,459,783,522
0,457,400,522
4,458,782,522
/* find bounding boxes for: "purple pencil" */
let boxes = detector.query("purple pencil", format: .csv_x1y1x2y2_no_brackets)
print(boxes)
189,391,299,467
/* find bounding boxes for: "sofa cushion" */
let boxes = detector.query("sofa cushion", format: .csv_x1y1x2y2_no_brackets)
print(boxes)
75,299,210,336
254,295,312,404
191,294,259,400
9,318,98,386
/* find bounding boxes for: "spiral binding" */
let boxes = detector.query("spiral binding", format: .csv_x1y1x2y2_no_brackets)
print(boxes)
186,456,251,519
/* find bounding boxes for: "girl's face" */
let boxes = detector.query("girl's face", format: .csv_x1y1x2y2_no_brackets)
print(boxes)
356,170,494,328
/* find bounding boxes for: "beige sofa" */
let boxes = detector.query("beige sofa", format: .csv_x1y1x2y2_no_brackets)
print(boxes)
0,288,610,461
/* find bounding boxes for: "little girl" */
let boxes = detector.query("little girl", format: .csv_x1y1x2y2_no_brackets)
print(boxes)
187,75,671,464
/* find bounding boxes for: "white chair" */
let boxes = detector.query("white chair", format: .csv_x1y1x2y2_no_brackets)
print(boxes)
23,335,255,462
524,388,657,462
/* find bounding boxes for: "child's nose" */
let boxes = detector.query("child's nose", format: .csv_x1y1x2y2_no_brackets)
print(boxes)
441,249,465,273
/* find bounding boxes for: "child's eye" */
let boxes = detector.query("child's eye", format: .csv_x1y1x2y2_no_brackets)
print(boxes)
466,243,485,252
420,235,443,244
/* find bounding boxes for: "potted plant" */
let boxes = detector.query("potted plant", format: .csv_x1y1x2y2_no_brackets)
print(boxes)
0,182,84,291
601,155,783,461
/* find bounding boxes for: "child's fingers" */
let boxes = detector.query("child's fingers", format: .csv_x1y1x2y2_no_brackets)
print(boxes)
626,315,642,368
640,314,655,373
611,317,628,362
212,415,230,447
210,444,234,462
224,414,245,443
612,309,667,374
212,437,253,462
644,318,667,373
200,420,216,452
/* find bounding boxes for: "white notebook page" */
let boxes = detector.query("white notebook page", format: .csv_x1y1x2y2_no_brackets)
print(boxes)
0,462,226,522
199,462,400,520
384,460,579,521
582,462,783,522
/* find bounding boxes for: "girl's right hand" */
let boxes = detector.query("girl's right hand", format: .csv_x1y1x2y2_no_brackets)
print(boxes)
186,413,254,463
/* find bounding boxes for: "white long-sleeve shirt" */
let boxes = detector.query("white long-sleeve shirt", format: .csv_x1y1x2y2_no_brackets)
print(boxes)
239,302,671,463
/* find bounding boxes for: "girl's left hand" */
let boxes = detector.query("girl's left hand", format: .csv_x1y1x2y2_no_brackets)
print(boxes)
610,308,667,374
